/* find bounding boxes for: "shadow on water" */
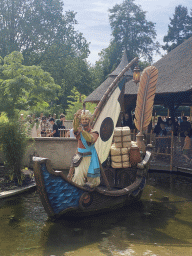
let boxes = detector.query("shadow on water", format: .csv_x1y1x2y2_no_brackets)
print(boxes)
40,199,181,256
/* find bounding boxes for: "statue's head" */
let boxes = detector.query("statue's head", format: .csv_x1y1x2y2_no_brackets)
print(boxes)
80,110,92,127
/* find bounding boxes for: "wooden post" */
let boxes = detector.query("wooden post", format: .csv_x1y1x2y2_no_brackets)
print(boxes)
190,106,192,123
170,131,174,171
99,163,111,191
150,130,153,144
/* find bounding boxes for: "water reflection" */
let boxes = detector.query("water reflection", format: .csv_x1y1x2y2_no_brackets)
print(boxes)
40,199,179,256
0,172,192,255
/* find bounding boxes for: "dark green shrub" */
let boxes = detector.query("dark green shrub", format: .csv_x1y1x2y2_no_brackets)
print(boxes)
0,119,29,183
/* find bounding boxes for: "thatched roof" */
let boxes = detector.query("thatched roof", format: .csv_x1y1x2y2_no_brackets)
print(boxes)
85,37,192,106
125,36,192,96
85,51,133,103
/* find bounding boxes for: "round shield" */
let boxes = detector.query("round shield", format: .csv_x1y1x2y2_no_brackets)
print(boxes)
100,117,114,142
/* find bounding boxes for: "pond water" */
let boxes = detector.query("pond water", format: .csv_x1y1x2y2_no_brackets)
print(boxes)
1,171,192,256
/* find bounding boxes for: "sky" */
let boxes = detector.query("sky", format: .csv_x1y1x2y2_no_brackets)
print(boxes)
62,0,192,65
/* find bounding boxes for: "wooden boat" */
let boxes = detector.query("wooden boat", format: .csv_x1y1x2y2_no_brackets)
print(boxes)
33,58,158,218
33,151,151,218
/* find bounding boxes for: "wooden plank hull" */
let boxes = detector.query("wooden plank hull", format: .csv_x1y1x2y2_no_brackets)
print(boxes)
33,154,150,218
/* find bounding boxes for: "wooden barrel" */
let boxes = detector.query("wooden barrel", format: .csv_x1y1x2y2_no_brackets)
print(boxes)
129,146,141,166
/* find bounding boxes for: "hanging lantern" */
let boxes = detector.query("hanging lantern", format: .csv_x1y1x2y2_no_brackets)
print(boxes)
133,65,140,85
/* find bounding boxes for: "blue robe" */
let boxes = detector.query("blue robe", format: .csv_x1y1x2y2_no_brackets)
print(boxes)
77,133,100,178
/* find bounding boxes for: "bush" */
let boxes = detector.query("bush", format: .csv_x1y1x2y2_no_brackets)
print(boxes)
0,119,30,183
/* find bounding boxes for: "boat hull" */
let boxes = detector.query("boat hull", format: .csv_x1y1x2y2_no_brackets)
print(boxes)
33,153,150,218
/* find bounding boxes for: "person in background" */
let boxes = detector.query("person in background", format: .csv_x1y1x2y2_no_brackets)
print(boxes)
173,117,179,136
39,112,44,121
158,122,168,153
31,118,41,137
183,131,191,162
56,114,66,137
177,116,182,125
40,116,49,137
165,117,174,153
66,128,75,138
153,117,164,136
121,112,134,130
179,116,191,147
47,117,59,137
179,116,191,137
165,118,174,135
56,114,66,129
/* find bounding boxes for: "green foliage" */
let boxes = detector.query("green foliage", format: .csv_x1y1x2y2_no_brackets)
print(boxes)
96,42,120,80
65,87,97,120
95,0,159,77
89,64,105,91
0,113,8,123
0,118,30,182
108,0,159,62
138,61,151,71
0,51,60,119
45,56,93,111
0,0,89,59
163,5,192,52
0,0,92,111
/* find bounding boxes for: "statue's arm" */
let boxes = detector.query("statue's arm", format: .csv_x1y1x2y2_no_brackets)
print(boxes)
73,109,82,133
81,130,99,143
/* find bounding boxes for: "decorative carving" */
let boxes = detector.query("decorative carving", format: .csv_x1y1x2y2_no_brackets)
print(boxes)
79,192,93,209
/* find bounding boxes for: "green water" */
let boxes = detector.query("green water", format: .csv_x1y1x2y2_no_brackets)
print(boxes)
1,172,192,256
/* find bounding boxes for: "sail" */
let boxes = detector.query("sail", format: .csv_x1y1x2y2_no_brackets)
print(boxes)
93,77,126,164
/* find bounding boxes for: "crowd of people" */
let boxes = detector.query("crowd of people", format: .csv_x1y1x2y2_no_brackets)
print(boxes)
38,113,66,137
21,111,192,162
153,116,192,160
120,112,192,161
20,113,75,138
153,116,191,137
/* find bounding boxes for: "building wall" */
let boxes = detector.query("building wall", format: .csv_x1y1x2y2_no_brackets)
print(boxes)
0,138,78,170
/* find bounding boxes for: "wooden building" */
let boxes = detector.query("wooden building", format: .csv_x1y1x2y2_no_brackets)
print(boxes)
85,37,192,119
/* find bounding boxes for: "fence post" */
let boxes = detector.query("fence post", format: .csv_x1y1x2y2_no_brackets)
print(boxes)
170,131,174,171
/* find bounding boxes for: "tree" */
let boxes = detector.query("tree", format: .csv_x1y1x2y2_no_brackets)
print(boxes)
0,0,89,60
0,1,91,111
163,5,192,52
108,0,159,62
0,51,61,181
0,51,60,119
95,42,120,80
95,0,159,78
46,56,93,111
65,87,96,120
